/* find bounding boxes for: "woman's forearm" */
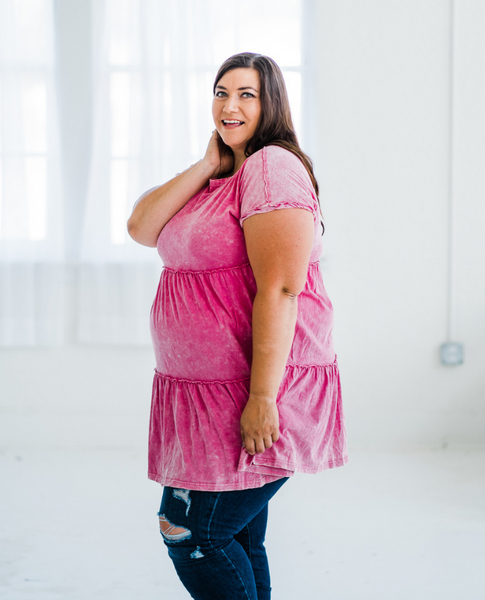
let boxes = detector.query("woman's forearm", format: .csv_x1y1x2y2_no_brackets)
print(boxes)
127,159,215,247
239,289,297,454
249,289,298,403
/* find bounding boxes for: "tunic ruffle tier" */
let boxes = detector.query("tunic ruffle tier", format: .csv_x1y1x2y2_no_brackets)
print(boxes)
148,145,348,491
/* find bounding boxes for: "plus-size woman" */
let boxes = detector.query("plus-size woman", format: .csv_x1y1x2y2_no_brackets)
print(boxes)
128,52,348,600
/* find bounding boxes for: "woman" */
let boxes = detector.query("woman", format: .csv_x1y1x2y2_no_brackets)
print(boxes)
128,52,348,600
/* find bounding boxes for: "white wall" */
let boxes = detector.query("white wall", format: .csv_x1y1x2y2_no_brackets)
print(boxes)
316,0,485,449
0,0,484,450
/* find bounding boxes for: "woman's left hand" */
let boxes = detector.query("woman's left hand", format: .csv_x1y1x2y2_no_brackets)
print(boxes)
240,396,280,455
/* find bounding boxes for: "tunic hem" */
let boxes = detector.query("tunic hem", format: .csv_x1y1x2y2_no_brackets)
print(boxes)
147,472,288,492
241,454,349,476
148,455,349,491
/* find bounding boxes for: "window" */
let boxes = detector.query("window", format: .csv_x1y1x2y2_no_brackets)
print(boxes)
0,0,61,251
100,0,308,247
1,0,317,345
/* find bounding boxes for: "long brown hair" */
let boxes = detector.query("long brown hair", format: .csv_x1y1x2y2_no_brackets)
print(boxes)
213,52,324,234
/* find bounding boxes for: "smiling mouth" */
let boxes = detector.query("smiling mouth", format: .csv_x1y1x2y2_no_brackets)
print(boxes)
222,120,244,127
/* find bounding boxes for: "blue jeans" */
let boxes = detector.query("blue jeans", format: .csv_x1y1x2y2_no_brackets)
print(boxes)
158,477,289,600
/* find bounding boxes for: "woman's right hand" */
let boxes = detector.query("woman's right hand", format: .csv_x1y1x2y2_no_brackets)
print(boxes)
202,129,234,178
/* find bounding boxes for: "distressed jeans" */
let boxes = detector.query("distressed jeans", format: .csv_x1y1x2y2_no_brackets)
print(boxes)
158,477,289,600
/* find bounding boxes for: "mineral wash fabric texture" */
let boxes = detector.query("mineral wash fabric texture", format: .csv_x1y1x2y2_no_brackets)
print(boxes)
149,145,348,491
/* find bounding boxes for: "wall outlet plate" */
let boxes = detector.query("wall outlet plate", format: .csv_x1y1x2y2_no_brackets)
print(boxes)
440,342,464,366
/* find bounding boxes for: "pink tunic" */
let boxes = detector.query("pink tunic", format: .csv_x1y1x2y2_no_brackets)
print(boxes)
149,145,348,491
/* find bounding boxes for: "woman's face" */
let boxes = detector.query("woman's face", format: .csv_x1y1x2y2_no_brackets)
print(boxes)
212,68,261,155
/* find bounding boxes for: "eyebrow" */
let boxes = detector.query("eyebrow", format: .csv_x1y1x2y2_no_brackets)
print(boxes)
215,85,259,92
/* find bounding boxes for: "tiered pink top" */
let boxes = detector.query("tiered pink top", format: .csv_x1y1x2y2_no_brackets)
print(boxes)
148,145,348,491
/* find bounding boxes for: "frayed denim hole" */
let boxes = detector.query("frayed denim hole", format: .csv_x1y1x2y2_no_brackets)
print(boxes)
159,514,192,543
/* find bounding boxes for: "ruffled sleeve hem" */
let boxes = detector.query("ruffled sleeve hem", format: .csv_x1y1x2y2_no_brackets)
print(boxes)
239,201,316,226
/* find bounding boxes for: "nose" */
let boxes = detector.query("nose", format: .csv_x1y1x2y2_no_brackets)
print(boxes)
223,94,239,114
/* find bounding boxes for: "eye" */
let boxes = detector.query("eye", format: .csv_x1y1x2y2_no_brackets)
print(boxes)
215,91,227,98
241,92,255,98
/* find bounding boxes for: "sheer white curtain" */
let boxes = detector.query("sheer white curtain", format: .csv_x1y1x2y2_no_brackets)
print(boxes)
0,0,64,346
79,0,304,344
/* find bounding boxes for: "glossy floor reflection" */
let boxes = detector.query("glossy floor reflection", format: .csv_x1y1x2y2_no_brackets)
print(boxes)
1,447,484,599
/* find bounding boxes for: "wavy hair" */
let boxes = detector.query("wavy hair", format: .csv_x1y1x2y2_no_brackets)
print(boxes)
213,52,324,234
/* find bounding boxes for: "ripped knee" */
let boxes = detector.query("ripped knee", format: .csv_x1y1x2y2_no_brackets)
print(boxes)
158,514,192,543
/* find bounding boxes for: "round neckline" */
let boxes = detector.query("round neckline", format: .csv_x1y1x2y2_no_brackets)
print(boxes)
209,178,229,190
209,167,242,191
210,174,234,183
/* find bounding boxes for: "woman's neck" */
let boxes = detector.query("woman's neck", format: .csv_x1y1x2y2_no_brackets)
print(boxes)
230,150,246,177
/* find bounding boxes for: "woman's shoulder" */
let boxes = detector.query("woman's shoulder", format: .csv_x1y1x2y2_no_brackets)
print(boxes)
245,144,303,163
243,145,309,178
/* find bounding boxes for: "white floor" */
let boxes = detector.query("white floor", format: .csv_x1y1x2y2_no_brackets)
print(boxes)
1,447,484,600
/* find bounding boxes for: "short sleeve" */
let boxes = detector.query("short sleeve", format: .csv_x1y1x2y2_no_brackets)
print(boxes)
239,145,319,227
